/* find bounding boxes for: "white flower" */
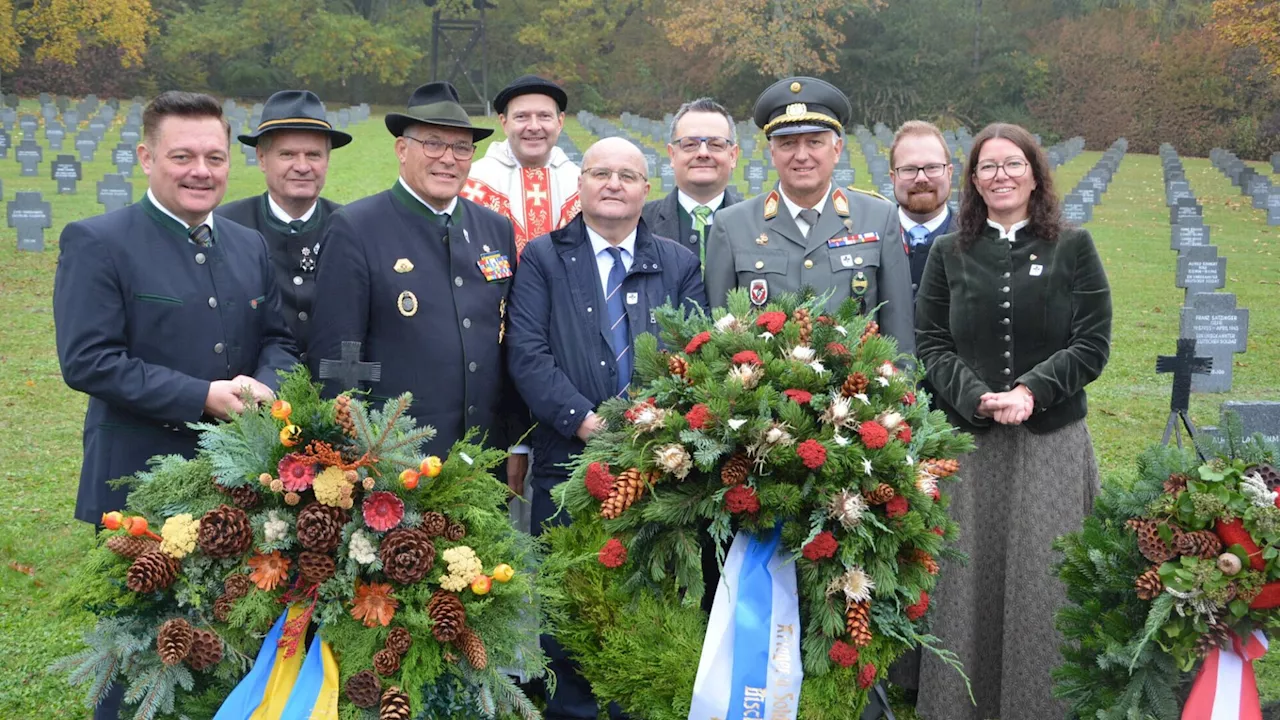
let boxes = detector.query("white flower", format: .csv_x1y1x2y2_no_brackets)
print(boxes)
758,331,775,341
1241,471,1277,508
916,468,938,497
790,345,816,363
654,443,693,480
348,529,377,565
821,395,855,429
763,423,794,446
264,510,289,545
808,360,827,375
834,325,848,336
877,361,896,377
728,418,748,431
833,433,850,447
728,363,762,389
877,411,904,430
828,489,867,529
876,376,890,387
714,314,740,333
863,458,874,475
853,393,871,406
827,566,875,603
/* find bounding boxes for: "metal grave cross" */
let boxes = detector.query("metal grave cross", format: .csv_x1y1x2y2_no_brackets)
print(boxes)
1156,337,1212,451
318,341,382,391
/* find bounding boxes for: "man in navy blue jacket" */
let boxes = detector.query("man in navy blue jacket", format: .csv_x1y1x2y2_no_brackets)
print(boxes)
506,136,706,719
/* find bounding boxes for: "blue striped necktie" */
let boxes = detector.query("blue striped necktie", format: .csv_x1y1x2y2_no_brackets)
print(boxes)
604,246,632,398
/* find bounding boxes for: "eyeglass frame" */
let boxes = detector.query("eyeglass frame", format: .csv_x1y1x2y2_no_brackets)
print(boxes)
401,134,477,161
672,136,735,154
973,158,1030,180
580,166,648,186
893,163,950,180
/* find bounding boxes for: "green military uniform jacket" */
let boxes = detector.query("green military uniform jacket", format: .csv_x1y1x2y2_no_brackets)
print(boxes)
914,225,1112,434
705,184,914,355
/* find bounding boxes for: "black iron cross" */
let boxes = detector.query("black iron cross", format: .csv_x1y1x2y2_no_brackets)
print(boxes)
1156,337,1212,451
317,341,382,391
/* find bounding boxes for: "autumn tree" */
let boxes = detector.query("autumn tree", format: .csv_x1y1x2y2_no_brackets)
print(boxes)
15,0,155,68
0,0,19,73
1212,0,1280,76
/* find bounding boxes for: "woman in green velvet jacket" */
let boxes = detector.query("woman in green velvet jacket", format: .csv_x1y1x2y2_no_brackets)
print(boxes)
914,123,1112,720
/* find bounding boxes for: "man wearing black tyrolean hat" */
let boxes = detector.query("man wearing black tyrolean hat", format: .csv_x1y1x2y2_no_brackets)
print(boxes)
307,81,529,491
217,90,352,360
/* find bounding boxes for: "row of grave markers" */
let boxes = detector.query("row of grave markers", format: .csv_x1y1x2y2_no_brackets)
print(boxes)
1060,138,1127,224
1208,147,1280,226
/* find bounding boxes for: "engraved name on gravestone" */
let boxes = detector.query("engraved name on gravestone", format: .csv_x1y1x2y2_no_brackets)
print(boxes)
1166,181,1192,207
832,167,855,187
62,109,79,128
1171,220,1210,252
1077,187,1096,206
18,114,38,139
120,124,141,145
15,139,42,176
1179,292,1248,393
746,161,766,194
75,131,98,162
1062,193,1090,224
51,154,82,194
1220,402,1280,445
7,191,52,252
1175,245,1225,299
88,119,107,142
1170,197,1202,225
45,121,65,150
0,128,10,159
113,143,137,176
659,160,675,191
97,174,133,213
1267,194,1280,226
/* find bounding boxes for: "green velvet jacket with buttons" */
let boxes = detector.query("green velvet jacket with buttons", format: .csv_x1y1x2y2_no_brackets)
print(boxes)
914,224,1112,434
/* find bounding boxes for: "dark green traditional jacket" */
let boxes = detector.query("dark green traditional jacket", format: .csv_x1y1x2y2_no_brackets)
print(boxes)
914,224,1112,434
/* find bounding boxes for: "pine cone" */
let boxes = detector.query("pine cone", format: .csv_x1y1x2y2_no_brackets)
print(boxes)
298,551,337,586
721,453,750,487
1135,568,1164,600
1163,472,1192,496
126,550,180,593
218,483,262,510
443,519,467,542
197,505,254,559
841,372,869,397
859,320,880,345
373,648,401,676
346,669,382,708
156,618,194,666
1196,622,1233,657
223,573,251,600
914,549,939,575
187,628,223,671
380,686,412,720
385,627,413,657
106,535,158,559
1127,519,1181,564
792,308,812,345
919,458,959,479
846,600,873,647
427,590,466,643
454,626,488,670
864,483,896,505
601,468,648,519
380,528,436,585
297,502,349,553
421,512,448,537
335,394,357,438
212,594,234,623
1175,530,1223,559
668,355,689,379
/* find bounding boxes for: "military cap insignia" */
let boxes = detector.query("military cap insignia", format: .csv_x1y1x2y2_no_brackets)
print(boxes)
852,271,869,295
755,232,769,246
789,81,802,93
786,103,806,117
397,290,419,317
764,191,779,220
749,279,769,306
394,258,414,273
833,189,849,217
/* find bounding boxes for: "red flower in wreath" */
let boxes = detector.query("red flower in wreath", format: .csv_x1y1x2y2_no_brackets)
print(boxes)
828,640,860,668
362,491,405,532
802,531,838,561
685,404,711,430
859,421,889,450
725,485,760,514
857,663,878,690
896,426,912,443
885,495,909,519
783,389,812,405
755,311,787,334
585,462,615,501
797,439,827,470
906,591,931,621
277,453,316,492
685,331,712,354
731,350,762,366
598,538,629,568
825,342,850,357
931,526,945,536
902,391,917,406
623,397,658,422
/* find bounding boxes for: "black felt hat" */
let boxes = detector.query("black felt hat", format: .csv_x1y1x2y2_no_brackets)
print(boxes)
384,81,494,141
752,77,852,138
493,75,567,115
238,90,352,148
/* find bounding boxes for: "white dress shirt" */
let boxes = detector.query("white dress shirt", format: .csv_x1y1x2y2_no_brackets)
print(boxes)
779,184,832,237
267,194,318,225
987,218,1030,243
587,225,637,296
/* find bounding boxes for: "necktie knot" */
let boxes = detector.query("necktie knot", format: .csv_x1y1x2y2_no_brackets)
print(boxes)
189,223,212,247
288,219,306,234
797,208,820,228
691,205,712,227
908,225,931,246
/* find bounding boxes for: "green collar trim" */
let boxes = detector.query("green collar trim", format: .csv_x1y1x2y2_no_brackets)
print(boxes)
141,193,214,243
259,193,326,235
391,181,463,225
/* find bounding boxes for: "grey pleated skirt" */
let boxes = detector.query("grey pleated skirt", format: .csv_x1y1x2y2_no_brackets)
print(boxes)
917,419,1099,720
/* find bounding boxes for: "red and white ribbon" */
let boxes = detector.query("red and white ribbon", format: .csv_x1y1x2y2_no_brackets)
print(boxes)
1183,630,1269,720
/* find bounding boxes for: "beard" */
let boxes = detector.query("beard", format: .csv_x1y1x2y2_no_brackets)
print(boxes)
900,187,945,215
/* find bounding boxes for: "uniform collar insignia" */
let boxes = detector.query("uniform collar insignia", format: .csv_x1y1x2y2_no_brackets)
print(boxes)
764,191,779,220
833,188,849,217
394,258,414,273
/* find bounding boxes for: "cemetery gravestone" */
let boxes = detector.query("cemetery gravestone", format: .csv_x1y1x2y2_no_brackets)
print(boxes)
7,192,52,252
97,174,134,213
1220,402,1280,445
51,155,82,194
1062,193,1090,224
113,144,137,176
659,160,675,192
1179,293,1249,393
62,109,79,128
16,139,43,176
0,128,9,159
75,132,98,162
832,167,855,187
1175,245,1225,298
46,122,65,150
18,114,38,139
1170,197,1203,226
1171,220,1210,252
746,162,767,195
1267,193,1280,226
120,125,141,145
242,143,257,166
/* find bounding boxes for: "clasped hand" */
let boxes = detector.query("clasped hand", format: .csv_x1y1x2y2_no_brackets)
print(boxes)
977,385,1035,426
204,375,276,420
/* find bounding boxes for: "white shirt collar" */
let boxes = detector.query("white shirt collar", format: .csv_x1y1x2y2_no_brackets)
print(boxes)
677,189,726,217
586,224,637,259
899,206,949,235
779,184,831,221
987,217,1030,243
147,188,213,231
267,193,317,224
398,176,458,217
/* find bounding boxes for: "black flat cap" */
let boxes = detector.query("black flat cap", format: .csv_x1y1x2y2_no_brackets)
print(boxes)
752,77,852,138
385,81,494,141
493,74,567,115
238,90,352,148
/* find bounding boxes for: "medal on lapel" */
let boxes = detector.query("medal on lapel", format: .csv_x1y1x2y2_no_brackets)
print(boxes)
851,271,869,295
300,246,316,273
397,290,418,317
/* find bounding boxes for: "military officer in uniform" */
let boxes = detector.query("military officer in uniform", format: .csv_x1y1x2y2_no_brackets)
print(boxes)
217,90,351,360
307,81,528,490
705,77,914,354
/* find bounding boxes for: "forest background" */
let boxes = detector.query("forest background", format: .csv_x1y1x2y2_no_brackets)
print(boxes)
1,0,1279,158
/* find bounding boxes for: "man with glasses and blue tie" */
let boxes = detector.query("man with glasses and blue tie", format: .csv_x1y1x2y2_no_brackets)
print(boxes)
308,81,529,491
506,136,706,720
642,97,743,272
888,121,954,299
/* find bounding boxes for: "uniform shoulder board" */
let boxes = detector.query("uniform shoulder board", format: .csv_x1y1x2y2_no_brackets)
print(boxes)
846,185,891,203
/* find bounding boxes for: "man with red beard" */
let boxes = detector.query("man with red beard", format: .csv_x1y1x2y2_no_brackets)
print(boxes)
465,75,580,256
889,121,954,298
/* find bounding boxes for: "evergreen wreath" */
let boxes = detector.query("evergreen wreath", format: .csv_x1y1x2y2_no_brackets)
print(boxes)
1053,420,1280,719
540,290,974,718
54,369,546,720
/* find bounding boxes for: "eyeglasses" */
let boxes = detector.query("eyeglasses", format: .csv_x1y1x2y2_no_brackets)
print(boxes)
894,163,948,180
673,136,734,153
975,158,1029,180
581,167,647,186
403,135,476,160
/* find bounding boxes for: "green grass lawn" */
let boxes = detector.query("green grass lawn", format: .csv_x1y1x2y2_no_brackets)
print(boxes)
0,105,1276,717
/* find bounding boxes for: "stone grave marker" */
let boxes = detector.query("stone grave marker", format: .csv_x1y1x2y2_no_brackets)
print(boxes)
97,173,134,213
110,143,136,176
15,139,43,175
1220,401,1280,445
56,96,69,112
62,109,79,128
1062,193,1090,224
4,94,18,108
0,107,14,126
832,167,855,187
1272,152,1280,174
41,104,58,122
1267,193,1280,226
746,161,767,195
75,132,98,162
1175,245,1225,298
1170,197,1203,226
1077,187,1097,206
45,121,65,150
51,154,82,194
877,179,895,198
88,119,107,141
337,108,350,128
120,124,140,145
1166,180,1191,206
1179,292,1248,393
18,114,38,137
1171,220,1210,252
0,127,9,158
659,160,675,191
7,191,52,251
242,142,257,166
